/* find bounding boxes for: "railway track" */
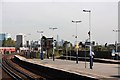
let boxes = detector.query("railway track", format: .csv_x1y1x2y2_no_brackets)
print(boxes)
2,54,97,80
2,58,28,80
1,68,13,80
2,54,45,80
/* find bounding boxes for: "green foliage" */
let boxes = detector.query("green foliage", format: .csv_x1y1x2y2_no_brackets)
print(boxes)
54,49,60,57
46,41,72,58
36,52,40,59
2,38,16,47
93,45,109,51
94,45,102,51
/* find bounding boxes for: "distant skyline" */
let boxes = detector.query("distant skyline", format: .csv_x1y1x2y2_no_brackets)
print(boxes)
1,0,119,45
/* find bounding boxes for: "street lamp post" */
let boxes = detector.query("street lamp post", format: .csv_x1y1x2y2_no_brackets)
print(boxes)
37,30,44,60
72,20,82,64
113,29,120,59
83,9,93,69
49,27,57,61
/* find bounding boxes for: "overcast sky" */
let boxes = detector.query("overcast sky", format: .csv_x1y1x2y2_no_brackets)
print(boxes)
1,0,119,45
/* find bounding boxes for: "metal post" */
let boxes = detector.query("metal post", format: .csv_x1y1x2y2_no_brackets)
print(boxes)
89,11,93,69
70,44,71,60
53,30,55,61
76,45,78,64
83,9,93,69
76,23,78,64
72,20,82,64
85,45,86,68
66,46,67,60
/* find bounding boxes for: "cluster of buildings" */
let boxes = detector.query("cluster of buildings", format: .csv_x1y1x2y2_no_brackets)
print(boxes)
16,34,64,52
0,33,65,54
1,32,119,55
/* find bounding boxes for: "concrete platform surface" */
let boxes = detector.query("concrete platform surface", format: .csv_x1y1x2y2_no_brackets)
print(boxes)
15,55,119,79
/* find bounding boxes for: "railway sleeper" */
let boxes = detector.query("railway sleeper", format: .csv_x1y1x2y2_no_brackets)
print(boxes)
4,56,44,80
2,61,24,80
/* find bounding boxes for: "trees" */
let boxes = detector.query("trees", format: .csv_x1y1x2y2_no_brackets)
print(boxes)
2,38,16,47
93,45,109,51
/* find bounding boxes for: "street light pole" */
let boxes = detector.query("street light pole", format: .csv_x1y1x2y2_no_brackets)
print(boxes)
37,30,44,60
72,20,82,64
49,27,57,61
83,9,93,69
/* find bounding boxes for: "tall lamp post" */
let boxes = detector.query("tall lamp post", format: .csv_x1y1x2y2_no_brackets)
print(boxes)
83,9,93,69
113,29,120,55
49,27,57,61
72,20,82,64
37,30,44,60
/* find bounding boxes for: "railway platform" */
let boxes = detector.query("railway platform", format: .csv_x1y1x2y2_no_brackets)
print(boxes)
15,55,119,80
